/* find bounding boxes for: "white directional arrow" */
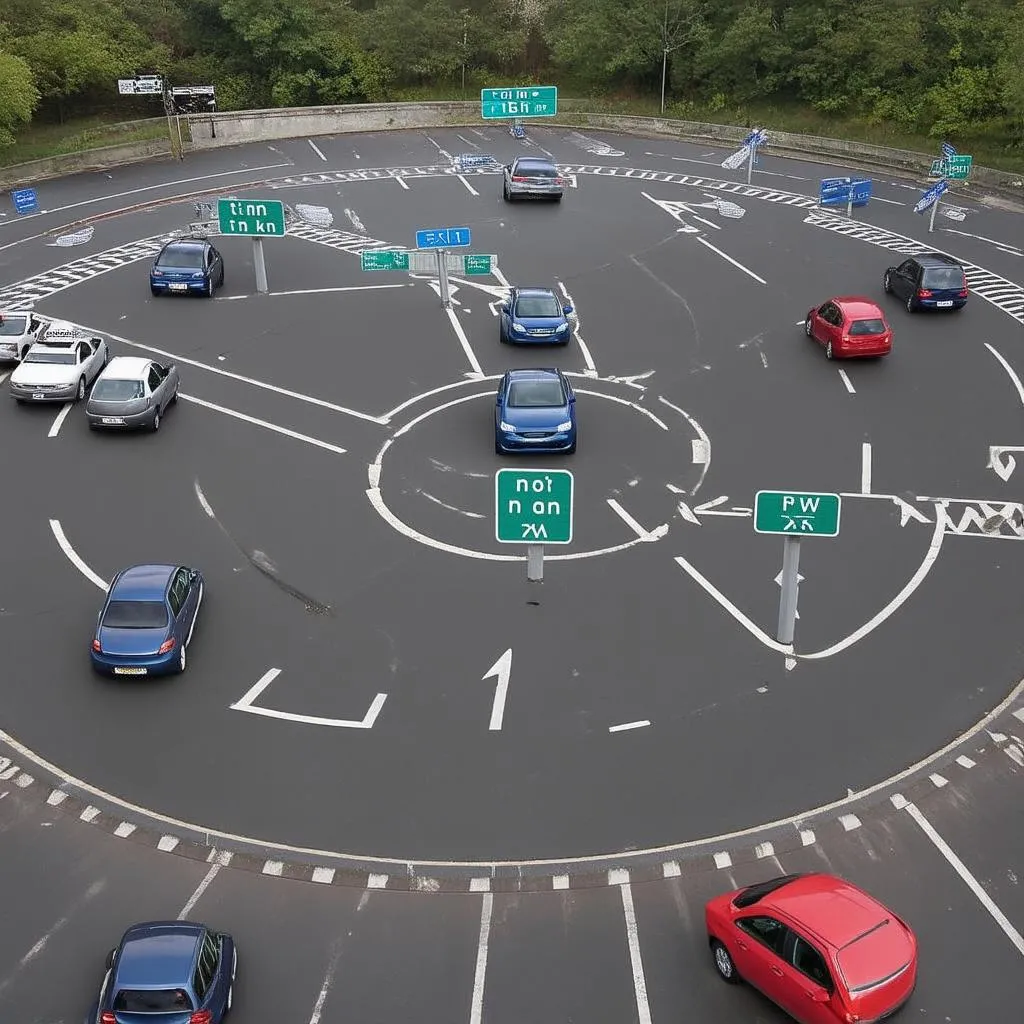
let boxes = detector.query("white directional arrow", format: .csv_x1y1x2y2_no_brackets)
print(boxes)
676,495,754,524
230,669,388,728
483,648,513,730
775,568,805,619
988,446,1024,482
892,496,932,526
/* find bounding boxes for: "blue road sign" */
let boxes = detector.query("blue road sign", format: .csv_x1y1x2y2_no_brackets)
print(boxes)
819,177,872,207
743,129,768,148
914,179,948,214
456,154,495,168
941,142,957,160
415,227,472,249
11,188,39,215
850,178,872,207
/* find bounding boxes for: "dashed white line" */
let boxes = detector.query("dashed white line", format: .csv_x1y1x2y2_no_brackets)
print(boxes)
861,442,872,494
837,368,856,394
609,720,651,733
695,235,767,284
618,880,653,1024
217,283,413,300
49,519,107,590
47,402,74,437
308,139,328,161
457,174,480,196
469,893,494,1024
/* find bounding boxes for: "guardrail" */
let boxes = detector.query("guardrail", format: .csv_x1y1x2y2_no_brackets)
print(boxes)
1,101,1021,201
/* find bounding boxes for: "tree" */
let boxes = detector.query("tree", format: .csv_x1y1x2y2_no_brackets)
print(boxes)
996,1,1024,139
0,51,39,146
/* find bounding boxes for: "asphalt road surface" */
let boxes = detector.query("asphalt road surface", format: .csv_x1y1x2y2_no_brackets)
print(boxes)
1,124,1022,1021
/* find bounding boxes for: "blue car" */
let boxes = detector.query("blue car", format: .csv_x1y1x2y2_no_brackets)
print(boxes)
91,920,236,1024
495,367,577,454
499,287,574,345
883,253,968,312
90,564,204,677
150,239,224,298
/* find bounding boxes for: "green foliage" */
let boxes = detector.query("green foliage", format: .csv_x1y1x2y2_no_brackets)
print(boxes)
0,51,39,146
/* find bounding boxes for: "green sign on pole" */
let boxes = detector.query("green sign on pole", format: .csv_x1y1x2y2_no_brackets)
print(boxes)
463,254,492,275
481,86,558,120
945,154,973,180
361,250,409,271
217,198,286,236
754,490,841,537
495,468,574,543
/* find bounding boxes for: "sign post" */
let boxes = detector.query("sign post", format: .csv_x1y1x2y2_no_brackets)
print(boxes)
754,490,842,644
495,468,574,582
216,198,287,294
819,177,872,217
913,179,949,232
744,128,768,184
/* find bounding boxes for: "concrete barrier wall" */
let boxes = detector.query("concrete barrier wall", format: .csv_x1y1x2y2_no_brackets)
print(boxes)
0,137,172,190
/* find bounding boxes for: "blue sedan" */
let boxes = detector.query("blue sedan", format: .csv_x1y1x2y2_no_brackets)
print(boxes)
90,920,236,1024
90,564,204,677
495,368,577,454
499,287,574,344
150,239,224,297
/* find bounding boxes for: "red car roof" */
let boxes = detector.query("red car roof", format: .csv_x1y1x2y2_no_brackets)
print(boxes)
832,297,885,318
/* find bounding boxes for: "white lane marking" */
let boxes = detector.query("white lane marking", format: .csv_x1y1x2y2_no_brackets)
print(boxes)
49,519,107,590
308,892,372,1024
216,283,412,300
395,175,410,189
574,388,668,430
903,801,1024,957
837,368,856,394
944,227,1023,253
490,263,511,288
556,280,597,374
609,720,651,733
419,491,484,518
469,893,494,1024
367,873,389,889
659,396,712,495
179,394,348,454
985,343,1024,406
695,235,767,284
177,859,226,919
232,677,388,728
311,866,336,884
47,402,74,438
483,649,513,731
869,195,905,206
232,668,280,709
308,139,328,161
455,134,479,149
618,881,653,1024
0,164,292,231
445,306,484,376
662,861,681,878
606,499,668,541
760,351,768,368
861,442,872,494
194,479,216,519
0,371,8,385
457,174,480,196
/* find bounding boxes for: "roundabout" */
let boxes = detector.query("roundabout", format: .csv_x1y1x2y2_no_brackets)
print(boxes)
0,122,1023,1022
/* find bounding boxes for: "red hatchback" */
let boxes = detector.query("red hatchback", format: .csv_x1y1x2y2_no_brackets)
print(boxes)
805,297,892,359
705,873,917,1023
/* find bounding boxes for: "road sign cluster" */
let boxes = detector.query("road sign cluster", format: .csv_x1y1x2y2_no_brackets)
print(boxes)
415,227,471,249
818,176,872,209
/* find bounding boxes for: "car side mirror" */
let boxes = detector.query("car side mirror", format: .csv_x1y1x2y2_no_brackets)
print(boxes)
563,305,573,315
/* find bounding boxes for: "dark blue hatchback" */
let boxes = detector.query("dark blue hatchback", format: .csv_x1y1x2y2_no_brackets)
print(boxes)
90,564,204,677
91,920,236,1024
499,287,574,344
883,253,968,312
151,239,224,298
495,368,577,454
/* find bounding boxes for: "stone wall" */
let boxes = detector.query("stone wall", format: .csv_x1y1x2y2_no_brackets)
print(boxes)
0,137,172,190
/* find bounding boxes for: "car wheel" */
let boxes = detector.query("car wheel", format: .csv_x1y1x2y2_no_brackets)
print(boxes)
170,385,179,405
711,940,740,984
825,341,834,360
76,377,86,401
905,294,916,313
152,408,161,432
150,286,159,297
883,271,893,293
177,644,186,674
804,316,813,337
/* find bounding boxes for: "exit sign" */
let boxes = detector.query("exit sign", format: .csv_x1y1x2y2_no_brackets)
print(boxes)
217,198,286,236
495,468,573,543
481,86,558,119
754,490,841,536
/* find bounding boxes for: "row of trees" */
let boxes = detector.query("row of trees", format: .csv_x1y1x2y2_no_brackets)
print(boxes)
1,0,1023,147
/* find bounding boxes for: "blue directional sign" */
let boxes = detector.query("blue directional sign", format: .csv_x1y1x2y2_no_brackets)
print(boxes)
941,142,957,160
914,179,948,214
456,154,495,168
11,188,39,215
416,226,471,249
743,128,769,148
819,177,872,208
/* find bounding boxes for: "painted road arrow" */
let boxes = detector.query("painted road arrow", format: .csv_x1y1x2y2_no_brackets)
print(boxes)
988,445,1024,482
483,648,513,730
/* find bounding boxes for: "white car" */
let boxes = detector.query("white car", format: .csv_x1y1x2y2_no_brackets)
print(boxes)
0,310,46,363
8,326,109,404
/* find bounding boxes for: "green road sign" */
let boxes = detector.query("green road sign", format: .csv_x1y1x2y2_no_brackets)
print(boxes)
946,154,973,179
463,254,492,275
495,468,574,544
217,198,285,236
361,250,409,271
481,86,557,120
754,490,841,537
929,159,946,177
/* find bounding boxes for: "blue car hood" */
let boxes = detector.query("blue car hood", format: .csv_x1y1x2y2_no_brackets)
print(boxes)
504,405,571,429
515,315,566,330
98,626,169,656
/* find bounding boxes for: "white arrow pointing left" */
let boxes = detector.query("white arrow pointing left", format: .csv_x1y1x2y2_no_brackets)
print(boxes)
484,648,513,730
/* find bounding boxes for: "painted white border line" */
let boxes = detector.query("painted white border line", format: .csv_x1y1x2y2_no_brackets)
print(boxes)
468,892,494,1024
695,235,766,284
609,720,651,733
308,139,328,162
49,520,107,590
47,402,74,438
618,879,653,1024
837,368,856,394
985,343,1024,406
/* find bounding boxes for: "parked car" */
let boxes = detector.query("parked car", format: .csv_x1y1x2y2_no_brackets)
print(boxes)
706,872,917,1023
90,563,204,676
804,297,892,359
86,356,179,431
883,253,968,312
8,327,108,403
0,310,46,363
89,920,236,1024
499,287,574,344
150,238,225,297
502,157,566,202
495,367,577,454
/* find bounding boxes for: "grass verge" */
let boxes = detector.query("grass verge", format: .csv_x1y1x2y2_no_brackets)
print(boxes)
0,116,169,169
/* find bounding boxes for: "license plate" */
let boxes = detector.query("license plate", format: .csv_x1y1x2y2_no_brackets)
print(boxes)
113,666,148,676
32,392,45,400
169,283,188,292
102,417,125,425
936,300,953,308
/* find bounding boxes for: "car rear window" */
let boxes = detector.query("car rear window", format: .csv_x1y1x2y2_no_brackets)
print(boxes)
519,164,558,177
849,319,886,336
159,248,204,268
922,266,964,288
103,600,169,628
516,295,561,317
0,316,28,335
114,988,194,1012
92,378,145,401
508,380,565,407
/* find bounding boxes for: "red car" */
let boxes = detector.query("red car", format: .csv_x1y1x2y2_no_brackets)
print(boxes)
804,297,892,359
705,873,917,1023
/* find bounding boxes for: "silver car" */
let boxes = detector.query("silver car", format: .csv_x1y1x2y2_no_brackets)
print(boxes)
85,356,180,432
0,310,46,363
502,156,565,202
8,333,109,403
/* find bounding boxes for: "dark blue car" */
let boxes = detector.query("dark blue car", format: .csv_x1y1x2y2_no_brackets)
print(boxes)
495,368,577,454
91,920,236,1024
90,564,204,677
150,239,224,298
883,253,968,312
499,287,574,344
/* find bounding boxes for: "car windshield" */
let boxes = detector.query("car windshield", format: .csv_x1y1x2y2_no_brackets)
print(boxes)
0,316,27,335
103,600,169,628
25,350,76,365
92,378,145,401
516,295,562,317
922,266,963,288
159,248,204,268
849,318,886,336
508,380,565,407
114,988,194,1012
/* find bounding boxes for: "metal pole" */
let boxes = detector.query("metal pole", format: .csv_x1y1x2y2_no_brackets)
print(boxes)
776,536,801,645
252,237,268,294
660,49,668,115
928,198,939,233
846,189,853,219
210,101,217,140
163,92,178,159
526,545,544,582
746,144,755,184
175,114,185,160
437,248,451,308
